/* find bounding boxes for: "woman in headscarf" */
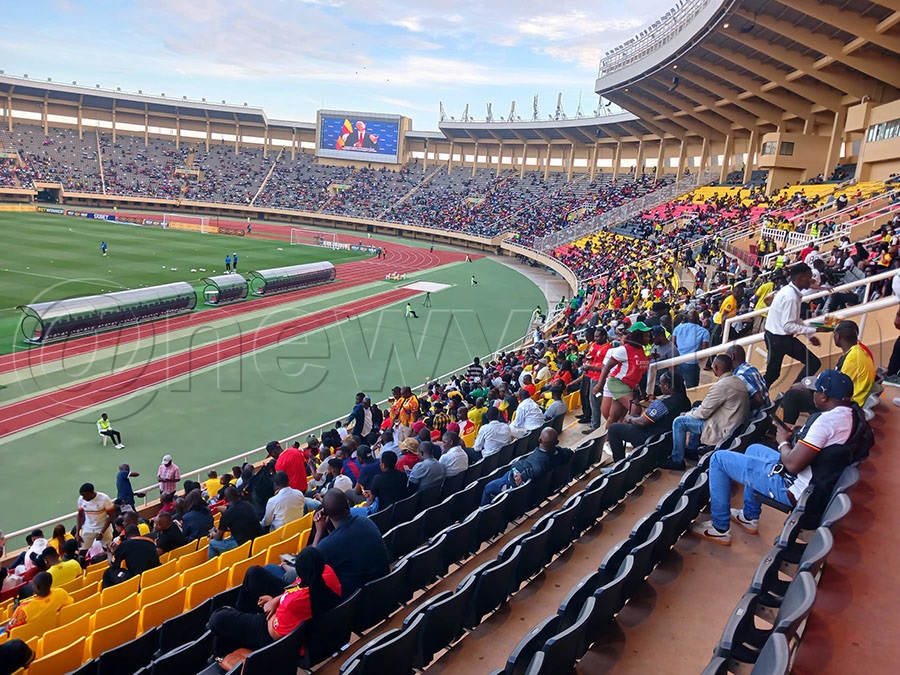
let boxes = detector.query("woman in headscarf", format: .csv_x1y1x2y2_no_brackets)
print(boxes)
208,547,342,656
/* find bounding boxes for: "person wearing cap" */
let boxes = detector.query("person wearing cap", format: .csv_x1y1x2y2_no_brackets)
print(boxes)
762,262,825,388
780,320,875,424
691,370,865,546
662,354,750,471
157,455,181,496
590,322,652,429
396,437,421,471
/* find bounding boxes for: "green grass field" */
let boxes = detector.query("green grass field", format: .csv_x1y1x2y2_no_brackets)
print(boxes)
0,212,365,351
0,211,547,540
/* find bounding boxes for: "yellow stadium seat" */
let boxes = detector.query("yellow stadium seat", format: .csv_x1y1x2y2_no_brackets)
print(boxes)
84,609,139,660
158,551,170,565
89,592,138,632
167,538,200,561
176,547,209,573
216,539,252,571
139,559,178,590
26,637,87,675
228,550,267,588
82,565,107,587
180,557,220,587
249,528,282,556
184,568,229,610
138,587,186,634
265,532,302,566
69,582,100,603
39,612,90,658
6,611,56,644
281,512,312,539
139,577,181,608
58,591,102,625
99,574,140,606
56,573,85,594
9,668,23,675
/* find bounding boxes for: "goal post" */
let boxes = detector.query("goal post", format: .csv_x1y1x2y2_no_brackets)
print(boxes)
162,213,216,234
290,228,336,247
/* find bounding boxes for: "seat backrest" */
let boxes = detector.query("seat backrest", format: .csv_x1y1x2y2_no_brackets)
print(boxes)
798,527,834,577
299,588,361,668
150,630,214,675
95,626,158,675
356,612,424,675
600,461,630,510
593,554,634,619
773,571,817,636
403,533,448,595
627,522,664,590
575,482,606,535
629,510,661,542
390,492,421,528
353,559,408,634
475,491,509,544
820,492,852,529
541,595,595,671
547,497,580,558
657,495,690,556
504,615,560,675
682,472,710,523
368,504,394,534
413,578,474,668
750,632,791,675
240,628,303,675
465,548,521,627
556,571,604,632
156,597,213,655
385,518,424,562
514,519,554,585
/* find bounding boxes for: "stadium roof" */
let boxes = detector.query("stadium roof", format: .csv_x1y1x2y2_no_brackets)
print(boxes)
438,113,654,144
594,0,900,141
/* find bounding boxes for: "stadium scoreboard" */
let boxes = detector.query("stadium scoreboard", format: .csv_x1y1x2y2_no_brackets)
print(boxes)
316,110,405,165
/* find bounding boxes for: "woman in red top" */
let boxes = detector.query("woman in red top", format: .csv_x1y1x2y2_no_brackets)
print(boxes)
209,547,342,657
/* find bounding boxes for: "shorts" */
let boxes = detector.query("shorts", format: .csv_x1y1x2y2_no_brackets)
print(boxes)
81,528,113,550
605,376,634,400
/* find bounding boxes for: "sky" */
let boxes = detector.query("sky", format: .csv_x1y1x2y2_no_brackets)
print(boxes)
1,0,675,130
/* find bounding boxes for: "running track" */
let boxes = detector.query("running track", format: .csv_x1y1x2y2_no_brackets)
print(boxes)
0,225,473,377
0,286,419,439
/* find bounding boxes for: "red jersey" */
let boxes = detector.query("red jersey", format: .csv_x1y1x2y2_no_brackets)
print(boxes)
585,342,611,381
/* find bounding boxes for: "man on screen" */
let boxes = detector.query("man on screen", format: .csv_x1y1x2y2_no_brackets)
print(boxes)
340,120,379,151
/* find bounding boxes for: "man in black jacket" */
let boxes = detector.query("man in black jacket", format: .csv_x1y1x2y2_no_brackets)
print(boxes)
480,428,572,506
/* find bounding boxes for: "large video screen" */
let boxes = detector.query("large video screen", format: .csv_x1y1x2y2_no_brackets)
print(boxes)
316,111,401,164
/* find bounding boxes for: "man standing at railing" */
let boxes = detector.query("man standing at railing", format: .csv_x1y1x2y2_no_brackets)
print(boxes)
762,263,824,388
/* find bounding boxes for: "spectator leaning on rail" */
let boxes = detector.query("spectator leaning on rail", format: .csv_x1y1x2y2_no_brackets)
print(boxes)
480,428,572,506
691,370,872,546
661,354,750,471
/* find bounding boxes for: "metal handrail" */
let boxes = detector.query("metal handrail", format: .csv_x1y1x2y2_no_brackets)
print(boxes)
646,293,899,384
721,268,899,340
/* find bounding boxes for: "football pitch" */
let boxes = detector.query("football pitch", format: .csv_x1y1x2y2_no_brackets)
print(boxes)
0,211,366,351
0,211,547,539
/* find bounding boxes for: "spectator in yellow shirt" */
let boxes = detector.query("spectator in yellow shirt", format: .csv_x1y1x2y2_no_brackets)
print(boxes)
6,572,72,630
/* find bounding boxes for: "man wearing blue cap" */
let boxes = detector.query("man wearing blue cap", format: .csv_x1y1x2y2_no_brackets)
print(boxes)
691,369,866,546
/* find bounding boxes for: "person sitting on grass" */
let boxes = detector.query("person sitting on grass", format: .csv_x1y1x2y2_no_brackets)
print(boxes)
208,547,342,658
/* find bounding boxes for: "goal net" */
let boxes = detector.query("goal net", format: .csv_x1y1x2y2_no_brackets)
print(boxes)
163,213,217,234
291,228,337,247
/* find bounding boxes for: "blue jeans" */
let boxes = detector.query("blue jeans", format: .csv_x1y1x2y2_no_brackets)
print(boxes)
708,444,792,532
481,473,515,506
672,416,705,462
350,498,379,517
208,536,239,560
677,363,700,389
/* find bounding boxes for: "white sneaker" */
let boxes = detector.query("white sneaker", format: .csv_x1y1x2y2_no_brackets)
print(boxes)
730,508,759,534
893,397,900,408
690,520,731,546
115,443,125,449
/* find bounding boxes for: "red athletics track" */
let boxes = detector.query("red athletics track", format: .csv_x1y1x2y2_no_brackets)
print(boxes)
0,286,419,439
0,218,476,376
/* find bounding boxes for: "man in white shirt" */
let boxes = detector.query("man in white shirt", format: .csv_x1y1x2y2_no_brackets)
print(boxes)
261,471,306,531
439,442,469,478
762,262,825,388
509,389,546,438
691,370,859,546
474,406,513,456
76,483,115,551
